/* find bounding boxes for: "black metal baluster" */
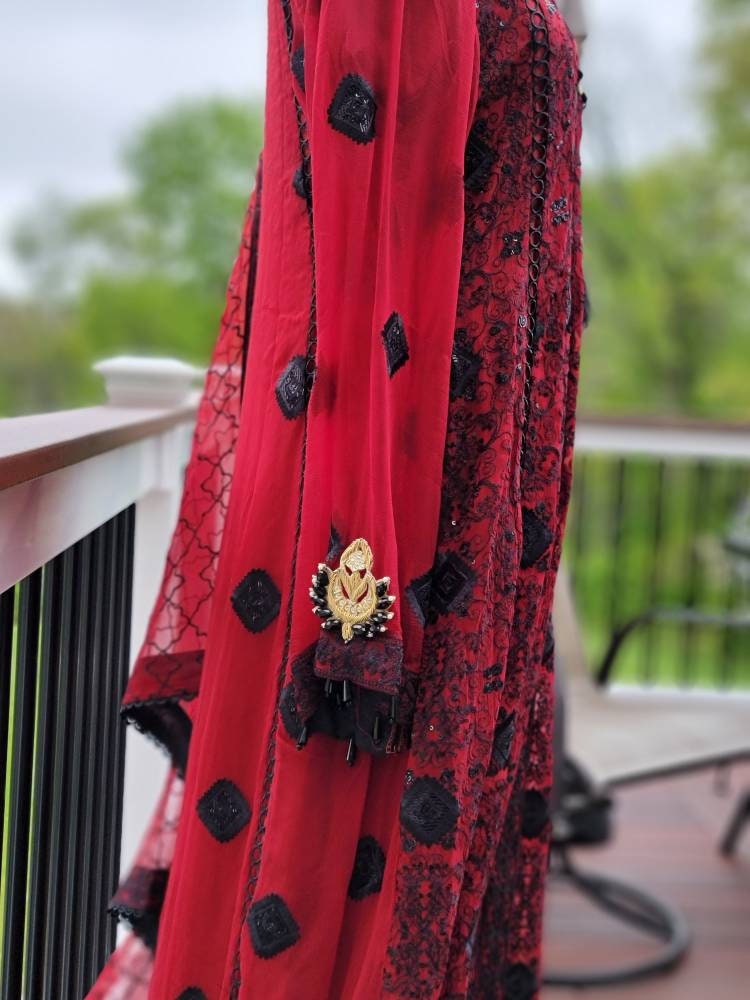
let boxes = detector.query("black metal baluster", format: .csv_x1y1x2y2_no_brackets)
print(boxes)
39,547,77,997
81,526,108,991
642,460,666,685
24,553,64,997
58,534,92,996
103,506,135,955
608,458,627,635
679,462,710,687
1,574,41,999
0,587,15,843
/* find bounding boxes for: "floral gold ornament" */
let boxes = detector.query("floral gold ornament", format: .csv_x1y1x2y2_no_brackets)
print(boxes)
309,537,395,642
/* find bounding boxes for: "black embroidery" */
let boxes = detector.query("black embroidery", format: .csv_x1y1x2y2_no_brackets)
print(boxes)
231,569,281,633
487,711,515,777
327,74,377,144
197,779,251,843
406,569,433,626
482,662,504,695
552,196,569,224
502,231,523,258
275,354,310,419
400,776,459,846
502,962,538,1000
521,789,549,839
247,894,300,958
381,312,409,377
430,551,476,615
292,164,312,206
176,990,207,1000
464,120,497,192
291,45,305,91
520,507,553,568
450,331,481,401
348,835,386,900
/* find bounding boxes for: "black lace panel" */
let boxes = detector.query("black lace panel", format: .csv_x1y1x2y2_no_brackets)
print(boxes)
275,354,310,419
464,120,497,192
176,990,208,1000
520,507,553,568
502,962,538,1000
327,73,377,144
291,45,305,91
487,711,516,777
380,312,410,377
231,569,282,633
521,789,549,839
247,893,301,958
429,552,476,615
400,776,460,846
348,836,386,900
450,330,481,401
196,778,252,843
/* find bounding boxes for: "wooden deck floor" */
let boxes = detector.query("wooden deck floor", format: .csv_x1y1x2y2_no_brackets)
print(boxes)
542,764,750,1000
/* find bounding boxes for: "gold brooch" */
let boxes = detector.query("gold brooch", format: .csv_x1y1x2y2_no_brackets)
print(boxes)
309,537,396,642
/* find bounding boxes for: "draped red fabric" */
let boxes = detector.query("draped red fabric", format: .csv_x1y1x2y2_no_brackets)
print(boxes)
89,1,586,997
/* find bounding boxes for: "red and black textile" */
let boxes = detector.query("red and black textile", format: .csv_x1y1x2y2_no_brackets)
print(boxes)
89,1,585,997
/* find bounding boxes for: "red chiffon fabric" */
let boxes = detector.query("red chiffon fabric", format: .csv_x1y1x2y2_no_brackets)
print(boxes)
90,1,585,997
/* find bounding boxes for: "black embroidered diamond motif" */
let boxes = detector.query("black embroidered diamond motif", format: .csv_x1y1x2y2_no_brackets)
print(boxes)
430,552,475,615
291,45,305,91
465,120,497,192
521,789,549,839
328,73,377,144
406,568,432,626
348,835,386,900
247,893,300,958
196,779,251,843
400,776,459,846
176,990,207,1000
487,711,516,777
231,569,281,633
292,164,312,206
275,354,309,419
502,962,538,1000
450,331,481,400
521,507,553,569
381,312,409,377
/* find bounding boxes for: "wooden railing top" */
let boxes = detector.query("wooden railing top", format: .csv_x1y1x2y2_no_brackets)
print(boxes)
0,400,198,492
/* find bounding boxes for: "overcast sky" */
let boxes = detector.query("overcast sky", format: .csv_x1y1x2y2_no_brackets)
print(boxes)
0,0,703,292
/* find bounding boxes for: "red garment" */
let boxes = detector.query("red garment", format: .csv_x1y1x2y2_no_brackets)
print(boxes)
90,1,585,997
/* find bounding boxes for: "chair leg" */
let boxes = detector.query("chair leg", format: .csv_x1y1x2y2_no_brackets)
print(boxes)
720,789,750,857
543,847,691,988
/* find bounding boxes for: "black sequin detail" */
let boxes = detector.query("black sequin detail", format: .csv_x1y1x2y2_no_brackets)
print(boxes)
450,330,481,401
502,962,538,1000
176,990,207,1000
464,120,497,192
487,712,515,777
521,790,549,839
292,164,312,206
231,568,281,633
381,312,409,377
406,569,433,626
275,354,309,419
196,778,251,843
552,196,570,225
502,231,523,258
279,683,302,741
247,894,300,958
348,835,386,900
291,45,305,91
327,73,377,144
520,507,553,568
400,776,459,846
430,552,475,615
